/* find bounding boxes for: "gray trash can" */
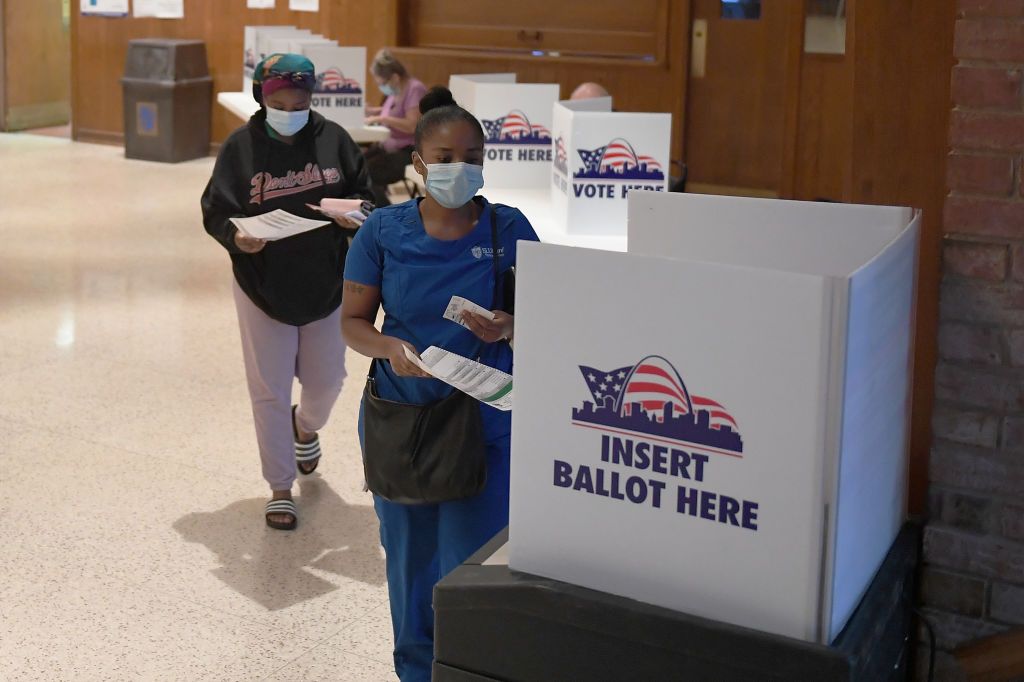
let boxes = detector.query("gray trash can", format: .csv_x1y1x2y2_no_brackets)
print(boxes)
121,39,212,162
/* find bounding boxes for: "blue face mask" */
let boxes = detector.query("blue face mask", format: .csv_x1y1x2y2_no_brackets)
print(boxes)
265,106,309,137
380,83,396,97
424,162,485,209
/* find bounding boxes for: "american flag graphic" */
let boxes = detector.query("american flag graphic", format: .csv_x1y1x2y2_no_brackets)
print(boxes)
579,358,737,430
554,136,568,173
691,396,739,431
622,357,693,417
481,110,552,144
579,364,633,409
316,68,361,93
579,138,662,175
573,355,744,454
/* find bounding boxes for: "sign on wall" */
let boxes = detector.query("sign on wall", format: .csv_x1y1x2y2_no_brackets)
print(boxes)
289,0,319,11
80,0,128,16
133,0,184,19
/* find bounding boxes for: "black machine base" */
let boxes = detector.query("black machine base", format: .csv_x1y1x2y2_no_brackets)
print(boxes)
433,523,920,681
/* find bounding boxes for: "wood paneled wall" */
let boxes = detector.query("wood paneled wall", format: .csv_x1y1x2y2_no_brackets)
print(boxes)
1,0,70,131
792,0,956,513
70,0,689,163
793,54,852,202
685,0,804,195
846,0,957,514
70,0,398,145
392,0,690,164
0,0,6,130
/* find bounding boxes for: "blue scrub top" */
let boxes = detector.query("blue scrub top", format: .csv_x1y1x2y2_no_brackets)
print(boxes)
345,197,540,441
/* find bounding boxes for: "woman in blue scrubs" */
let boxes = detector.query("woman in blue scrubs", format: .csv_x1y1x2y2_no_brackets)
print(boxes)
341,87,539,681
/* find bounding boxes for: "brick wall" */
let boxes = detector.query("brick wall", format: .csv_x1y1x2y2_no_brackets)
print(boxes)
921,0,1024,677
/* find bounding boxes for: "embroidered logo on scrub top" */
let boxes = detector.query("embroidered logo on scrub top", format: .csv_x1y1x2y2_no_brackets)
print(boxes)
471,246,505,260
249,163,341,205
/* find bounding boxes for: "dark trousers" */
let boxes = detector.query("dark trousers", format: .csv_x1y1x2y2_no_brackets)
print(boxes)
364,143,414,207
358,403,511,682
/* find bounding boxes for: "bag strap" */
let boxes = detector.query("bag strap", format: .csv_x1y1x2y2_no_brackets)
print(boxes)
489,203,499,313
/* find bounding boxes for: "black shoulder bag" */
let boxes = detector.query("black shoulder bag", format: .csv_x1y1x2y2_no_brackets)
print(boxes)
361,206,503,505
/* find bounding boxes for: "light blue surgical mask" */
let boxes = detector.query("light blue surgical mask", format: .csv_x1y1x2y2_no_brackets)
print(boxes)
380,83,396,97
265,106,309,137
424,162,485,208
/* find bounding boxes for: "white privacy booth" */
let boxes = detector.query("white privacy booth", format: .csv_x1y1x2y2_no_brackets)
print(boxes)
449,74,560,189
550,98,671,236
508,191,920,644
243,26,312,92
301,45,366,131
270,35,335,61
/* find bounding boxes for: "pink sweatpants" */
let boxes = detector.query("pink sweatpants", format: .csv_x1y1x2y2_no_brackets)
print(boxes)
233,280,347,491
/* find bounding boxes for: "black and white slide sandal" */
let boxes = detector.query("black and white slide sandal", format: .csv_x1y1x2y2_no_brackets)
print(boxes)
265,499,298,531
292,405,322,475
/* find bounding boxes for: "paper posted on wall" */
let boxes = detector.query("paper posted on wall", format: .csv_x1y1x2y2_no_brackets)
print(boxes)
133,0,184,18
230,210,329,240
403,346,513,411
80,0,129,16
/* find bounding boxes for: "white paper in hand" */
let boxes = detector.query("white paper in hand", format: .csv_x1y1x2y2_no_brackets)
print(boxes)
403,345,513,411
230,210,330,241
444,296,495,330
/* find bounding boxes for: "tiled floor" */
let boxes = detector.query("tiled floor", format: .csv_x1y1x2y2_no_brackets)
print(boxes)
0,133,399,680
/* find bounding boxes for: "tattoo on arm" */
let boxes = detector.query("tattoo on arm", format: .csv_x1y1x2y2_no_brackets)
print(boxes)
345,282,366,295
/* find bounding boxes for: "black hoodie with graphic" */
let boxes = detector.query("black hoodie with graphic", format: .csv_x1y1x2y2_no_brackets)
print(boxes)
201,109,373,326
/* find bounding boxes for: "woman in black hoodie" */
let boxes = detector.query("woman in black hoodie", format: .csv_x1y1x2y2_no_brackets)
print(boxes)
201,53,373,530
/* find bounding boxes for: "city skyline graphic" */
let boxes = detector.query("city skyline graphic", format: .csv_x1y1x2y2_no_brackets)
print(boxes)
572,355,744,456
482,110,552,145
315,68,362,94
574,138,665,181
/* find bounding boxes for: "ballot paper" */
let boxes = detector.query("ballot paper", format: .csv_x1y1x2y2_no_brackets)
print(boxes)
403,346,513,411
307,198,370,225
230,210,329,240
443,296,495,330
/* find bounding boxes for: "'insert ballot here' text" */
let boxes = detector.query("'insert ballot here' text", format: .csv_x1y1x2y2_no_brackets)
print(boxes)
553,434,760,531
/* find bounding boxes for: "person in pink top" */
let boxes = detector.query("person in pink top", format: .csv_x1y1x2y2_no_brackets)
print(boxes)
364,49,427,206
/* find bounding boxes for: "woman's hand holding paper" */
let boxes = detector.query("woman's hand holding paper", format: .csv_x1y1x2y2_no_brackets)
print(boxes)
461,310,514,344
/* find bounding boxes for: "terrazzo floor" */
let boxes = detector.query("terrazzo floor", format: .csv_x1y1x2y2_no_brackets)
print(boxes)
0,132,401,681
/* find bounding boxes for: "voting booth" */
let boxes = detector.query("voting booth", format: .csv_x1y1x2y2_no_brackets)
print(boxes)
508,191,920,645
550,99,671,236
449,74,560,190
243,26,311,93
269,35,335,61
241,29,366,131
302,45,366,131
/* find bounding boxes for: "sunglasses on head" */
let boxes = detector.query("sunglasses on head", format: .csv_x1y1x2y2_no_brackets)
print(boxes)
261,70,315,87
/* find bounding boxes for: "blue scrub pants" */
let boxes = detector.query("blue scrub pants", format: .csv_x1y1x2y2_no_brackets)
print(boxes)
370,433,511,682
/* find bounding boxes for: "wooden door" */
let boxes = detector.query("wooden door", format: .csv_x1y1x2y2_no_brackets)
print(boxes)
0,0,70,131
684,0,803,196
